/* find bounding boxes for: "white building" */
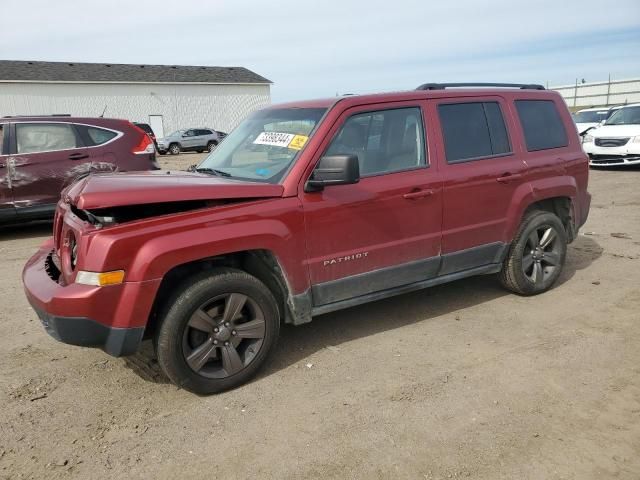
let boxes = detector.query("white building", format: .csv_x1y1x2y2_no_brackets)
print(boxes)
0,60,272,137
552,77,640,110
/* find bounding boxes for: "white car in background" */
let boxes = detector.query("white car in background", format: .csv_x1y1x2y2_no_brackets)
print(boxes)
572,106,621,135
582,103,640,167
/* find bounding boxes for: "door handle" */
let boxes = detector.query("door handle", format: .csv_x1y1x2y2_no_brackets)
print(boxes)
403,189,434,200
496,173,523,184
68,152,89,161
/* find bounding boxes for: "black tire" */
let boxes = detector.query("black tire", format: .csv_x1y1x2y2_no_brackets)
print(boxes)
154,268,280,394
207,141,217,152
169,143,181,155
158,151,167,156
196,149,204,154
499,210,567,296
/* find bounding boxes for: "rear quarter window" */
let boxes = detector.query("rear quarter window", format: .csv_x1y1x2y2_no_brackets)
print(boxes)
515,100,568,151
76,125,119,146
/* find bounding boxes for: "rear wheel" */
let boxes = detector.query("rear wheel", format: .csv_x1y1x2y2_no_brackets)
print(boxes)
499,210,567,295
155,268,280,394
169,143,181,155
207,141,217,152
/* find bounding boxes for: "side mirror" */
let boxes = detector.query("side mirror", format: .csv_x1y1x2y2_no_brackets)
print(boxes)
305,154,360,192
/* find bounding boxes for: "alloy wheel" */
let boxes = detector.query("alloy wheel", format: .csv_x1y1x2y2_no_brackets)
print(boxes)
522,225,562,287
182,293,266,379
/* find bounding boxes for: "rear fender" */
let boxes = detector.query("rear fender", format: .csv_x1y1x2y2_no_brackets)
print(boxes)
505,176,578,240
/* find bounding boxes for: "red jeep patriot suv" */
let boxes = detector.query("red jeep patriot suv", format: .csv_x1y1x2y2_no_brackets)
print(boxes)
23,83,591,394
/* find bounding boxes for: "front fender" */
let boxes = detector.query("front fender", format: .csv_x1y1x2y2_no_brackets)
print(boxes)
82,198,309,295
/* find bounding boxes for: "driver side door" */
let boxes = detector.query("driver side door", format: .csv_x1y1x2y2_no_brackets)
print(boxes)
300,102,443,307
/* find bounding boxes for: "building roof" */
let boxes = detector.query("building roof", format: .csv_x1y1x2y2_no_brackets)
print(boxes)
0,60,272,84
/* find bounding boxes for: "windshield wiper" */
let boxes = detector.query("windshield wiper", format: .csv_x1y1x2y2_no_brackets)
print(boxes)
195,167,232,177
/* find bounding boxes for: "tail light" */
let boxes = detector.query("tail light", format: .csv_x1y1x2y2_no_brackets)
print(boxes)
129,123,155,154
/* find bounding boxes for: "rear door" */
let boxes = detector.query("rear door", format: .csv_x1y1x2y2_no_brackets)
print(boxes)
10,121,89,211
74,123,122,174
194,129,209,148
301,102,443,306
432,96,527,273
0,123,16,222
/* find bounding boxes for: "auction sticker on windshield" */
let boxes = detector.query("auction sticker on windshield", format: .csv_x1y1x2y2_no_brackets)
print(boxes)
254,132,295,148
288,134,309,151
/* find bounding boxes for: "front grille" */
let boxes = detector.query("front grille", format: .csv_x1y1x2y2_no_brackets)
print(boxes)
595,137,629,147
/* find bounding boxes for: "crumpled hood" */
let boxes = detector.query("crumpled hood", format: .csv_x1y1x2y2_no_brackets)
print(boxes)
64,170,284,210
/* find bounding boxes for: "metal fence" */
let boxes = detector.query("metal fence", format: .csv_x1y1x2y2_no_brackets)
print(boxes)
551,77,640,111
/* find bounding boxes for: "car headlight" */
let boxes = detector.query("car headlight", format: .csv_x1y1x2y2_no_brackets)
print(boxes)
582,134,594,143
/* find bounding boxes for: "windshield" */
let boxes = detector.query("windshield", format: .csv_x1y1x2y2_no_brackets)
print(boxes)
573,110,608,123
605,106,640,125
196,107,326,183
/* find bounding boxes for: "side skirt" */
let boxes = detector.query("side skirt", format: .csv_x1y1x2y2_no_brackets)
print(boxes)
311,263,502,317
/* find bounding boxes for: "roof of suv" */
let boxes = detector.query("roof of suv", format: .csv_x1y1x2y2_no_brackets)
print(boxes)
270,86,559,110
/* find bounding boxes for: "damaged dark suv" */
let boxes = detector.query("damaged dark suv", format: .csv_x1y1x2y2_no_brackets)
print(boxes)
0,116,159,224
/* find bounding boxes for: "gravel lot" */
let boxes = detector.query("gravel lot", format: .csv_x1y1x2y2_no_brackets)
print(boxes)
1,155,639,479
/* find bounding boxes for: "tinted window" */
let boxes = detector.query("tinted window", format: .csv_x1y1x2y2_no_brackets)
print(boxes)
86,127,117,145
16,123,79,154
515,100,568,151
199,129,213,135
438,102,511,163
326,107,426,176
75,125,118,146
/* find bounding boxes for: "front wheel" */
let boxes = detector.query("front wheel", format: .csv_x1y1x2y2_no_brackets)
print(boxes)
499,210,567,295
169,143,181,155
155,269,280,394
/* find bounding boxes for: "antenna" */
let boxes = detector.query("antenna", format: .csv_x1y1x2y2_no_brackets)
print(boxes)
99,105,107,118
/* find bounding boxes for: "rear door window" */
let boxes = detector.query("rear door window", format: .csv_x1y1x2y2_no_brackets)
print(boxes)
515,100,568,151
15,123,80,154
438,102,511,163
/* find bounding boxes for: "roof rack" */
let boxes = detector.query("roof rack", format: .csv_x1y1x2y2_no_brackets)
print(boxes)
2,114,71,118
416,83,545,91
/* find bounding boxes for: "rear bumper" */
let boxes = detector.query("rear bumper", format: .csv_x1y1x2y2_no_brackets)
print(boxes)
23,239,160,356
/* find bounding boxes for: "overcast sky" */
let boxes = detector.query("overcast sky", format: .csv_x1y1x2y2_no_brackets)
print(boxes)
2,0,639,102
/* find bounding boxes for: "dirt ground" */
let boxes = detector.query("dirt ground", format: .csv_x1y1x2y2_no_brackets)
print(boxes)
1,154,639,480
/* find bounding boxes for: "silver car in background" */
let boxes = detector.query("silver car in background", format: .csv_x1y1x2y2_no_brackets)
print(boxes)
157,128,222,155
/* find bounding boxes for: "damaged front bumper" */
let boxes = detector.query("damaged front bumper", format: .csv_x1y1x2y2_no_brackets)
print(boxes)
23,239,159,357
